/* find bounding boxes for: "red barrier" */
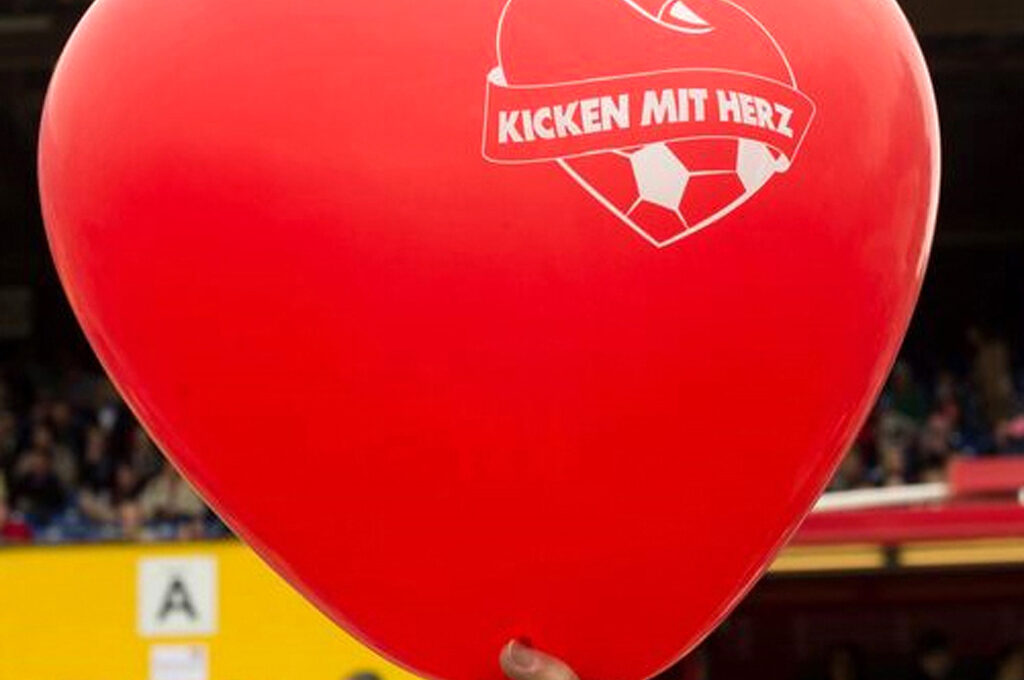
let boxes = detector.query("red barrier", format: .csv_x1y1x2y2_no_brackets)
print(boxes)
794,502,1024,545
950,457,1024,497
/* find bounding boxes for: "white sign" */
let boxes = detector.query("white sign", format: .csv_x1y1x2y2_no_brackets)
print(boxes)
149,644,209,680
138,556,218,637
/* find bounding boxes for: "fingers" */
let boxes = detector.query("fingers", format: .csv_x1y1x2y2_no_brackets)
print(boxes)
500,641,580,680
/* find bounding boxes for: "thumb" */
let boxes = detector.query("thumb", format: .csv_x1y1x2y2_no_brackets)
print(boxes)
500,641,580,680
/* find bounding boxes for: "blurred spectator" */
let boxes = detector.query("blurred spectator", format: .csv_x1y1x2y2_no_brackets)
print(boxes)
29,424,77,490
139,463,207,539
128,425,163,481
48,399,83,458
0,408,16,473
79,461,140,527
911,631,957,680
817,645,864,680
968,328,1018,429
79,426,113,494
0,474,31,543
112,462,144,506
830,646,863,680
10,448,67,525
878,441,909,486
888,361,929,423
345,671,383,680
994,644,1024,680
870,400,915,486
877,409,918,450
917,413,955,483
830,447,868,491
995,411,1024,454
934,371,964,422
118,501,149,542
94,378,129,438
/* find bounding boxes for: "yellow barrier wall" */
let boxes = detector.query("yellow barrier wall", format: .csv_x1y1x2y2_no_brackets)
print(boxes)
0,541,420,680
3,537,1017,679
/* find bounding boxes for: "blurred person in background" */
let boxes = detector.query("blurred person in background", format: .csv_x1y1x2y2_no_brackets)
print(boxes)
111,461,144,506
888,361,929,424
994,644,1024,680
934,371,964,423
995,410,1024,454
139,462,208,540
345,671,382,680
821,645,865,680
875,404,917,486
968,327,1018,431
118,500,150,542
0,472,31,543
127,424,163,481
0,410,16,495
78,460,143,532
877,441,910,487
910,631,958,680
78,425,113,497
93,377,130,440
10,446,67,526
29,423,77,491
1,471,10,535
829,446,870,491
915,412,955,483
48,398,84,460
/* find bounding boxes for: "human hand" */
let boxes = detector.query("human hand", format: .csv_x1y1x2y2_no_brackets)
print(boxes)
500,641,579,680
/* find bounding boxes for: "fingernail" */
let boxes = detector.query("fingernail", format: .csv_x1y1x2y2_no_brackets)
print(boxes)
507,640,540,673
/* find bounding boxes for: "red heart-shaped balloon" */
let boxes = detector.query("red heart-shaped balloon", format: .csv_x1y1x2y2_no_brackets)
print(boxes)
38,0,938,679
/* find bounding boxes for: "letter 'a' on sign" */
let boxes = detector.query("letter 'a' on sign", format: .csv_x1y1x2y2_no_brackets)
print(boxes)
138,557,218,637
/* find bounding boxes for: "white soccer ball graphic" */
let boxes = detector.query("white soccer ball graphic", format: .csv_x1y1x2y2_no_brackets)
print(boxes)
562,137,788,247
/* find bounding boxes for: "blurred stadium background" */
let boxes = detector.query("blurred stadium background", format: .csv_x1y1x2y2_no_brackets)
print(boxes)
1,0,1023,678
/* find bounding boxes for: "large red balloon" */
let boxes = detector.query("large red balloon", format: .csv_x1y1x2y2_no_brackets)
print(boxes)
38,0,938,678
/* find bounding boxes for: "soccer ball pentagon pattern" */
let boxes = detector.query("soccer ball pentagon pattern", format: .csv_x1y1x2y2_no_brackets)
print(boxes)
563,138,784,245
